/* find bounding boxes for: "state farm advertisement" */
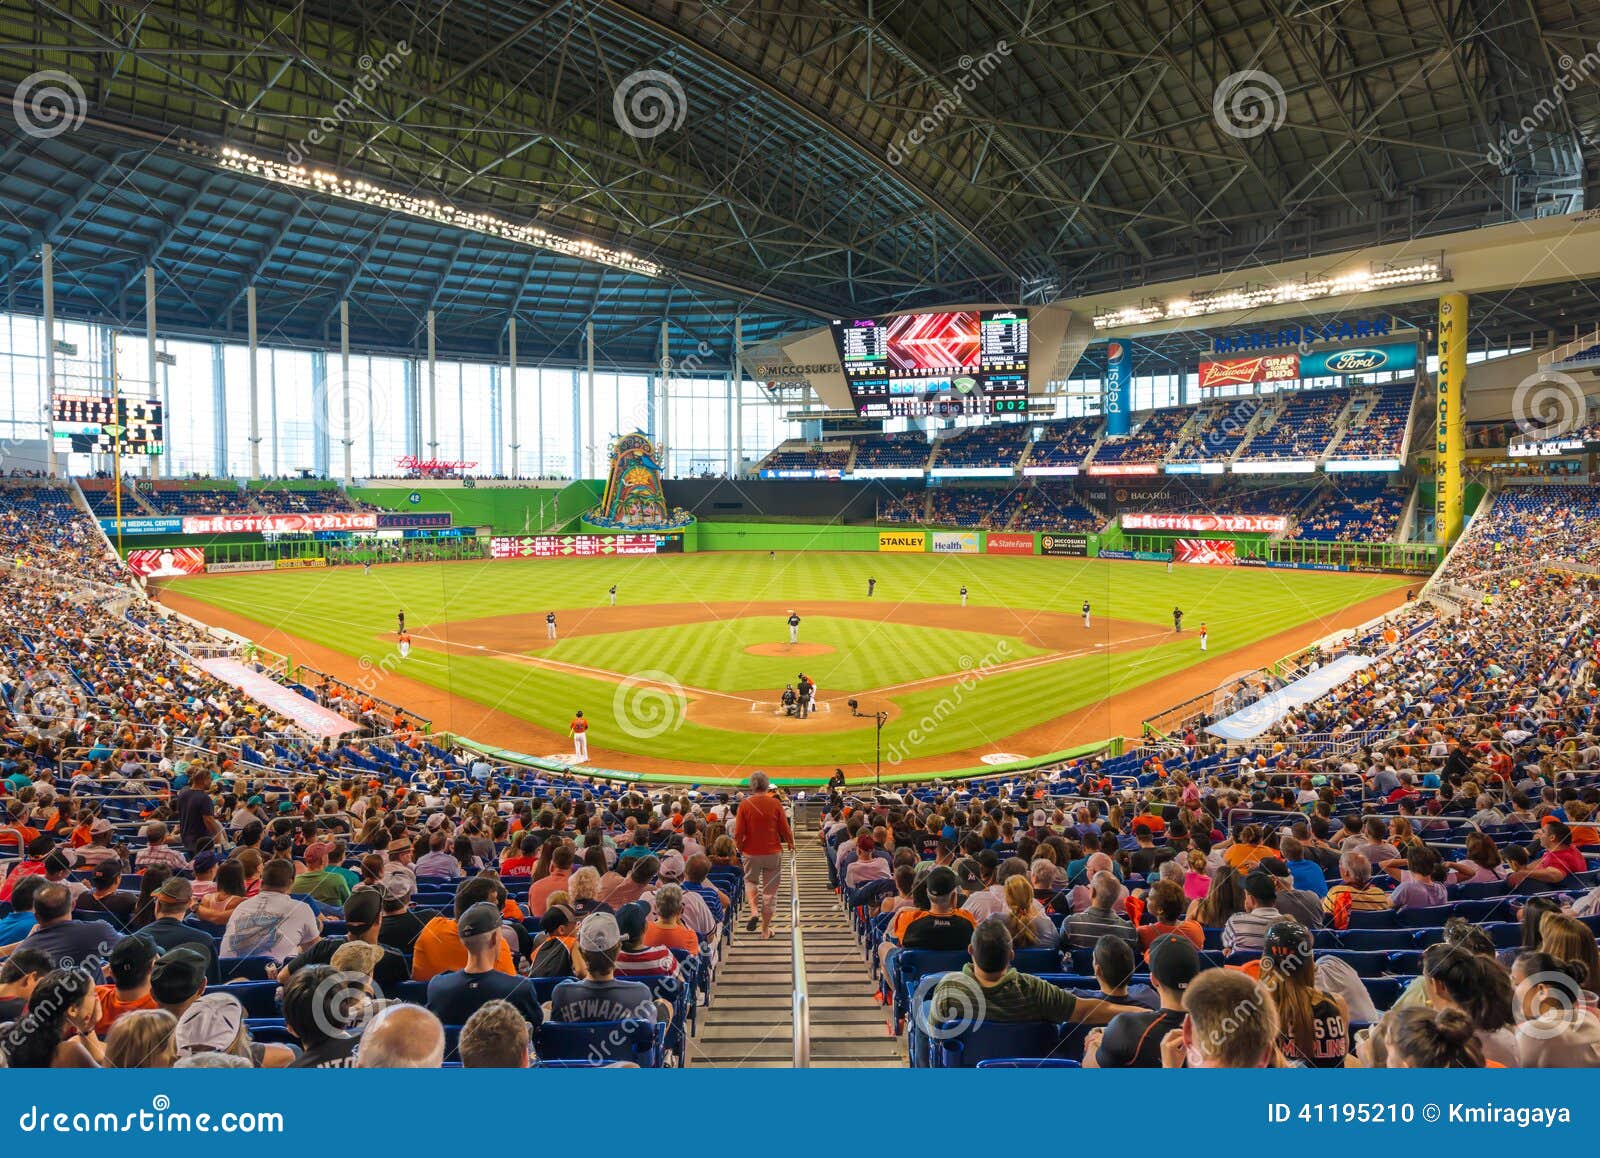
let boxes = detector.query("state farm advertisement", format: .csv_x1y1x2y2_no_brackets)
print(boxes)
491,535,659,559
1173,538,1237,566
127,547,205,577
1122,512,1288,535
181,512,378,535
985,532,1035,555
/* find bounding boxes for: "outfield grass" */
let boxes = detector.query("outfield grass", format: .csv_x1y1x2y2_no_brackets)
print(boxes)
165,552,1408,767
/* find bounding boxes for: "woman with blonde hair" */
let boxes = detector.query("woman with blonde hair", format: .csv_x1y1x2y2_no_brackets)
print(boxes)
1001,874,1057,948
1537,912,1600,989
104,1008,178,1069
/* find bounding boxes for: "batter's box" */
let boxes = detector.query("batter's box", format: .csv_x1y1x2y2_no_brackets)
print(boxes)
751,701,831,716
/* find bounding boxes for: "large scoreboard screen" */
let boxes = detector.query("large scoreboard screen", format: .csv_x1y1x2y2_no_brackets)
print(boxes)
830,308,1029,418
52,394,165,456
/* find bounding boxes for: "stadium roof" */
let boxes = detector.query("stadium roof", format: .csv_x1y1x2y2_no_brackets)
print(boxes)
1,0,1598,364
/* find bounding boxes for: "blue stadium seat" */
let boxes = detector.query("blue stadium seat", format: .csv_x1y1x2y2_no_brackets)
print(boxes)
535,1020,667,1068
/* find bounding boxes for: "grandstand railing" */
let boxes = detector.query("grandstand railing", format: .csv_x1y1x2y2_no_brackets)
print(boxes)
283,663,432,734
791,850,810,1068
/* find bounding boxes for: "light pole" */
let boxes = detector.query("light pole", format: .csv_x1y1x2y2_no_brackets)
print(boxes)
848,698,888,789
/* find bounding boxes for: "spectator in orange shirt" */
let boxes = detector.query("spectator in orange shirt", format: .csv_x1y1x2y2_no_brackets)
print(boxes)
1221,825,1275,873
411,878,517,983
643,885,701,955
95,936,159,1035
526,843,575,918
732,771,794,940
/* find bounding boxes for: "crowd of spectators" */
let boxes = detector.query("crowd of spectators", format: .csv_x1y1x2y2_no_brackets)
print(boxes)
1296,483,1407,542
1024,417,1101,470
759,442,851,475
1439,485,1600,585
930,425,1030,470
1239,390,1351,462
1335,383,1414,459
1090,407,1191,466
851,434,933,471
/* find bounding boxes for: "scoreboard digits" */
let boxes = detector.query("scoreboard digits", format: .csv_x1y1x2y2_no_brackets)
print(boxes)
52,393,165,455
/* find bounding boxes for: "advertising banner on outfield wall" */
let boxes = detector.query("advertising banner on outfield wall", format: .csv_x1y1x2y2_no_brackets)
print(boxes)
1173,538,1236,566
376,512,453,529
930,531,978,554
1039,533,1089,557
877,531,926,553
1098,549,1172,562
205,560,274,574
182,512,379,535
98,517,184,536
126,547,204,577
985,532,1035,555
491,534,661,559
1122,512,1288,534
1237,557,1348,572
274,556,327,569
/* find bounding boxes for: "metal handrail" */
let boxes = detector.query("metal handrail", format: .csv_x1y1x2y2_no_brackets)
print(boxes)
790,849,810,1068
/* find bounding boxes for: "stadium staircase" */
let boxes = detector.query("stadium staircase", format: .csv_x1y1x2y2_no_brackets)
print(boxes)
690,818,904,1067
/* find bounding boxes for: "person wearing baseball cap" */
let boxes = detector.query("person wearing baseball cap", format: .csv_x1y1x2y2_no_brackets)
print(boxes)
291,841,352,908
1221,871,1283,955
1256,856,1324,930
1259,920,1349,1067
95,935,160,1035
425,902,543,1029
876,864,976,981
74,818,122,870
135,876,217,971
548,912,671,1027
279,886,411,989
1084,933,1202,1068
73,859,137,927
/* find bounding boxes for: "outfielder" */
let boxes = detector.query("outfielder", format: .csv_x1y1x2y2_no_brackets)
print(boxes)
959,585,968,607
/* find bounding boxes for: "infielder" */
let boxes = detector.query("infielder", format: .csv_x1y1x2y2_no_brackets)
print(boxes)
1082,600,1091,629
959,585,968,607
397,631,411,659
569,710,588,760
608,584,617,606
787,610,800,644
546,611,558,640
1199,623,1208,652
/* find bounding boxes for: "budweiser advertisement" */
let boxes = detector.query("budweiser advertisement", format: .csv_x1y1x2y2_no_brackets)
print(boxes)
127,547,205,577
1173,538,1237,566
1121,512,1287,534
491,535,660,559
181,512,378,535
1197,353,1299,390
984,532,1035,555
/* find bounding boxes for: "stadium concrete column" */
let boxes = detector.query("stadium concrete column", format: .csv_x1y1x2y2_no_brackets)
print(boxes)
427,310,438,460
733,315,744,476
340,299,352,485
508,316,519,478
659,318,671,477
144,265,157,479
1435,293,1468,544
586,321,596,479
42,243,56,476
1104,339,1131,436
247,285,260,479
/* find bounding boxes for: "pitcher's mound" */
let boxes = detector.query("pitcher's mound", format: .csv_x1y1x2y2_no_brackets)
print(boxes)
745,642,835,657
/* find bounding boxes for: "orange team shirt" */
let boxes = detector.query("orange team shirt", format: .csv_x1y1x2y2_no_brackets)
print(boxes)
571,717,588,734
643,923,701,955
94,986,158,1035
410,916,516,982
734,793,793,856
526,869,573,918
1223,843,1274,872
888,906,976,944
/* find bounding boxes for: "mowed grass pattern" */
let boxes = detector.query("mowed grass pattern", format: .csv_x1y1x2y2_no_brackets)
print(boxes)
542,616,1044,691
166,552,1408,767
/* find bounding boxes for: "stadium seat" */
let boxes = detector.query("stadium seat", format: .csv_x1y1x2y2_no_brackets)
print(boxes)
535,1020,668,1068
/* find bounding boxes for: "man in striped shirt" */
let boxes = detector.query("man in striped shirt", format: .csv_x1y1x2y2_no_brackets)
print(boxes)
133,821,190,872
1221,871,1284,955
1320,850,1391,917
